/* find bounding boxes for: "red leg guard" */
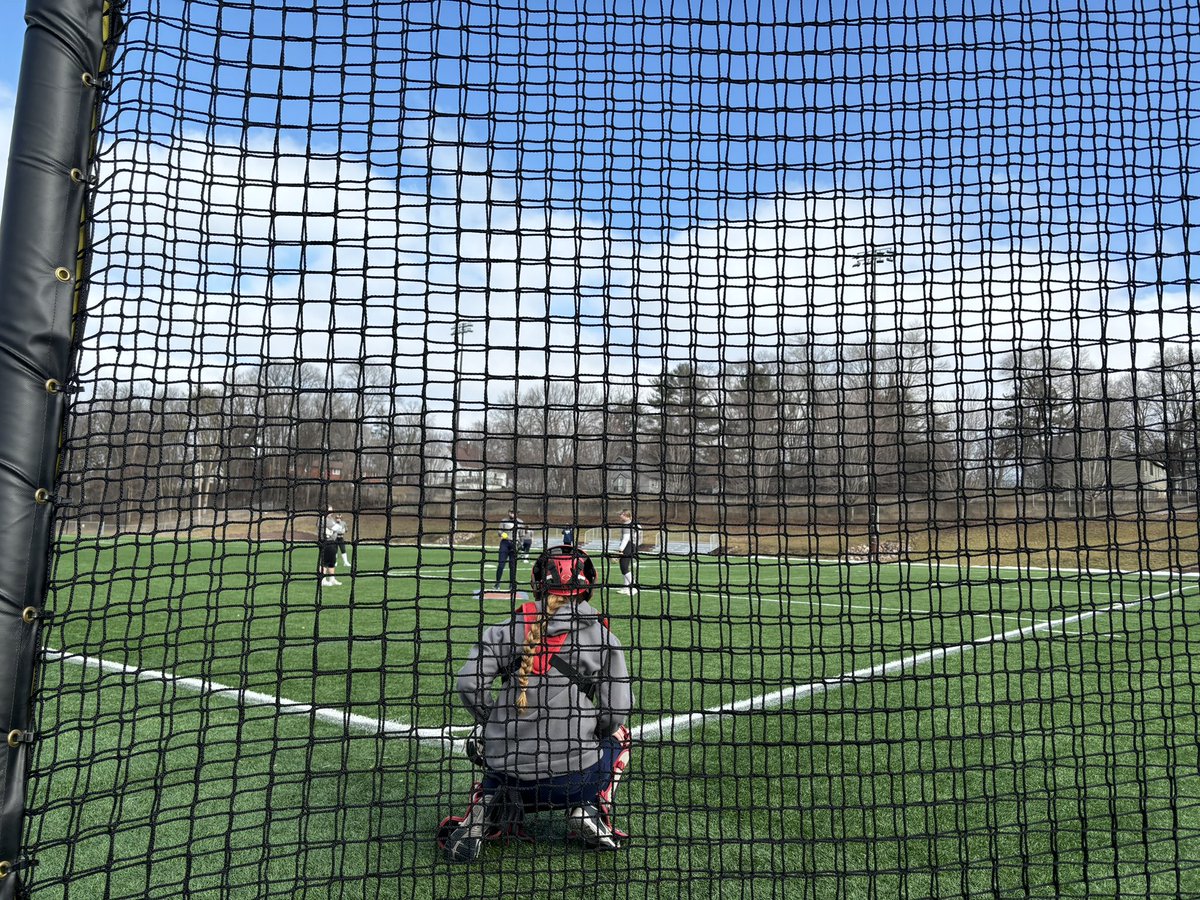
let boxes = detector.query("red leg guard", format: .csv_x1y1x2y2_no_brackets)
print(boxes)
597,725,633,839
436,783,534,850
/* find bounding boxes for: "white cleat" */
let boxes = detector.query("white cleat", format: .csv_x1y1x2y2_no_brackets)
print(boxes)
567,803,621,850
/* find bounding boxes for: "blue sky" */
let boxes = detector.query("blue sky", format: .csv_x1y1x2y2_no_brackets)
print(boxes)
0,6,25,193
0,1,1196,398
0,8,21,83
2,1,1194,266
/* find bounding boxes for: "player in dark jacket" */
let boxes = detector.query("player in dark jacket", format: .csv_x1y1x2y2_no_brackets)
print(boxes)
440,545,634,862
494,530,517,591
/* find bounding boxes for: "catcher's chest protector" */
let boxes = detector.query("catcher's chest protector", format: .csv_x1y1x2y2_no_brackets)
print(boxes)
521,601,570,675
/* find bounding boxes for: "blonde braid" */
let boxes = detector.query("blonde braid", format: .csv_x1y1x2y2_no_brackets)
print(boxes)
515,592,569,715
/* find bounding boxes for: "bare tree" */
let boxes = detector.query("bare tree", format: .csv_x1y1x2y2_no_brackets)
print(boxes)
1129,346,1200,506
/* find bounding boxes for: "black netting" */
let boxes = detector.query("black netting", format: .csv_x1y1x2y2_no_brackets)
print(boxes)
15,0,1200,897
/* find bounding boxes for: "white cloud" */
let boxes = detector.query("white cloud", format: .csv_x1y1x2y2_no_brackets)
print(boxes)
82,129,634,415
75,128,1189,423
626,191,1176,389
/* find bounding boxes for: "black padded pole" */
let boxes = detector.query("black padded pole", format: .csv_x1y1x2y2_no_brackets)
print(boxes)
0,3,117,897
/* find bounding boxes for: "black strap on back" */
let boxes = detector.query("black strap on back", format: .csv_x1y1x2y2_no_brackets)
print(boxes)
499,635,598,704
547,654,598,703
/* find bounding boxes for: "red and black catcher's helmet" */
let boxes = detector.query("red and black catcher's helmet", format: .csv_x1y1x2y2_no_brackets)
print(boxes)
531,545,597,600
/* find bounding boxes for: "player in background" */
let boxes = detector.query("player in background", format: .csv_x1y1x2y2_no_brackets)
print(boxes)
441,545,634,862
318,506,342,587
494,529,517,591
334,513,351,568
562,524,576,547
500,509,522,537
499,509,528,564
328,513,348,583
511,513,530,564
616,510,640,596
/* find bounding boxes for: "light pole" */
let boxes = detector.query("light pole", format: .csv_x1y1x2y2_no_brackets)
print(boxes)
450,321,473,545
851,243,895,560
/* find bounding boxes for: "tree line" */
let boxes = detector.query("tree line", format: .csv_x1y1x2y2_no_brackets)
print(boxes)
61,337,1200,523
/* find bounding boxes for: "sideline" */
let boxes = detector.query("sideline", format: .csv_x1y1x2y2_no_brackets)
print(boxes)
632,583,1199,741
44,649,472,752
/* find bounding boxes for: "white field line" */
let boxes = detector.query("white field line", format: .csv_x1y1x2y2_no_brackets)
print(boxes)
699,588,1090,619
43,649,472,753
694,587,1132,620
386,566,533,576
659,573,1143,600
922,581,1086,591
740,555,1200,580
391,544,1200,581
653,571,1156,598
631,583,1200,742
43,585,1192,756
733,593,924,616
769,598,913,615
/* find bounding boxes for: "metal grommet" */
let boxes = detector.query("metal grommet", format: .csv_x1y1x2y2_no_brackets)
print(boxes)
34,488,51,505
0,860,9,879
22,607,37,624
82,72,95,87
6,730,22,749
70,168,84,184
45,378,61,394
54,267,71,283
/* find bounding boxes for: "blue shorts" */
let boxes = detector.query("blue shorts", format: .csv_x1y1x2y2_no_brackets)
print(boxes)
481,736,621,809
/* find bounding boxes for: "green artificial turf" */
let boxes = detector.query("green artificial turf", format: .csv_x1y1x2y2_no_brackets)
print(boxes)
19,540,1200,898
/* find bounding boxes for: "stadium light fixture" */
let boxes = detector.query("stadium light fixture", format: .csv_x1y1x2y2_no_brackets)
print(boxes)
450,322,474,545
849,242,896,560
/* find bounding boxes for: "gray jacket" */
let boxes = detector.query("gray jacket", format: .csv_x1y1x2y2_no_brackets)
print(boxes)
456,597,633,778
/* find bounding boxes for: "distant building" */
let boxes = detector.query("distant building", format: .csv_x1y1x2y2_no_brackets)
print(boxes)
1108,456,1170,505
608,454,664,496
1052,444,1184,510
426,441,511,491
